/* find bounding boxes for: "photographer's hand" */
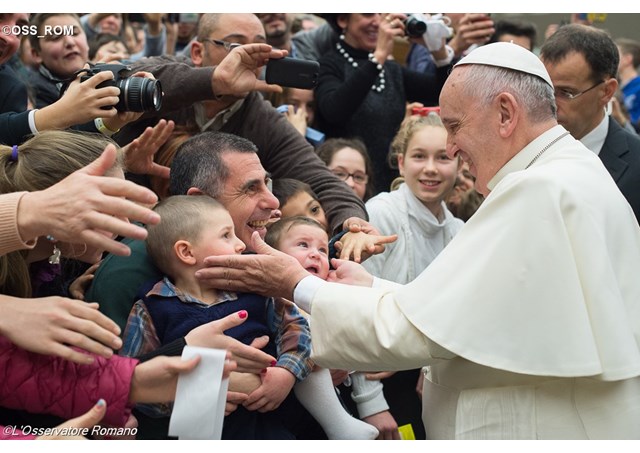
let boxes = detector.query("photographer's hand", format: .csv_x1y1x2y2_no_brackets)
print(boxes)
373,13,407,65
448,13,494,58
34,68,120,131
211,43,288,96
101,71,156,132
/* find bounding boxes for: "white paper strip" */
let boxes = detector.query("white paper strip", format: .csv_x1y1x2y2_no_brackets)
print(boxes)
168,346,228,440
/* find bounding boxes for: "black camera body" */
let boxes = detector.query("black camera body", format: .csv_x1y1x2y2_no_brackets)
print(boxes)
404,14,427,38
80,63,163,112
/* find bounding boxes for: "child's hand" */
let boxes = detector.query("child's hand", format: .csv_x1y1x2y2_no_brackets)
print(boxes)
228,371,261,394
284,104,308,136
334,231,398,263
226,391,249,416
122,119,175,178
243,367,296,413
69,260,101,300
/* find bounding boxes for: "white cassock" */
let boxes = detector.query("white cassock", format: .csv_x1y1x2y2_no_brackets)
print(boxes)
299,126,640,439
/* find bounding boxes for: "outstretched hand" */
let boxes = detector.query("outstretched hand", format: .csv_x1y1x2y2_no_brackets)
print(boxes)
122,119,175,178
129,354,204,403
0,295,122,364
335,231,397,263
195,231,309,300
211,43,288,96
17,145,160,257
340,217,392,259
185,310,276,374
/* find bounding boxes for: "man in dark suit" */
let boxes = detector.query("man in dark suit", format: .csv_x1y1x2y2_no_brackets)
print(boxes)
0,63,29,114
540,24,640,223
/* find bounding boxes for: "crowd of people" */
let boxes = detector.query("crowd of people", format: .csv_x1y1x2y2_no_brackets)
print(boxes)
0,12,639,441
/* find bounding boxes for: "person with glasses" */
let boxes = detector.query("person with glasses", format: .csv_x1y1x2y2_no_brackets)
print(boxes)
314,13,453,195
199,42,640,440
540,24,640,222
317,137,374,201
340,113,463,440
123,13,369,239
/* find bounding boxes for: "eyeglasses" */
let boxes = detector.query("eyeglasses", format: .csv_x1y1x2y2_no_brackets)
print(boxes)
331,167,368,185
554,80,604,100
201,38,241,52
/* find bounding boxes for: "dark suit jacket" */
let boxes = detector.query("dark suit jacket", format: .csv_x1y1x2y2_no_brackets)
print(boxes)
600,116,640,223
0,65,28,114
0,65,32,145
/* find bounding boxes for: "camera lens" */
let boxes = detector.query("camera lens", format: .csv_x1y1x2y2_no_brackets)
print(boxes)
116,77,163,112
405,16,427,38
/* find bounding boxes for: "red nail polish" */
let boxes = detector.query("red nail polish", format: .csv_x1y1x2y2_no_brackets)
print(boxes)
261,368,268,374
238,310,247,319
270,360,277,367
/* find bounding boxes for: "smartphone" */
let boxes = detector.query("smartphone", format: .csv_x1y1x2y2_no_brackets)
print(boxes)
266,57,319,90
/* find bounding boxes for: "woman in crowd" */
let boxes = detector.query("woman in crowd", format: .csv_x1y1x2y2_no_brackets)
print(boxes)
315,13,452,194
357,113,463,439
317,137,374,201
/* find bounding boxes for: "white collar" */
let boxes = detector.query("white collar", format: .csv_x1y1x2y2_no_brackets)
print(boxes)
579,113,609,156
488,125,570,192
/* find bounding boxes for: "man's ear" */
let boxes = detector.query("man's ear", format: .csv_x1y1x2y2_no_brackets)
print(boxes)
174,240,196,265
496,92,518,139
602,77,619,105
191,40,205,67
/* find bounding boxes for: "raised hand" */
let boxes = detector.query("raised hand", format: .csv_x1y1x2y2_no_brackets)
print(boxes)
211,43,288,96
17,145,160,257
0,294,122,364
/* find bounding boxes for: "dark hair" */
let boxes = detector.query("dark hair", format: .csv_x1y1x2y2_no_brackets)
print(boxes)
271,178,318,210
316,137,374,201
169,131,258,198
489,19,537,51
265,215,327,251
315,14,341,34
540,24,619,81
88,33,130,60
149,125,197,200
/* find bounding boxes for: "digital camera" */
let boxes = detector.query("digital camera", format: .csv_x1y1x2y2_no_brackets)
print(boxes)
404,14,428,38
405,14,454,51
80,63,163,112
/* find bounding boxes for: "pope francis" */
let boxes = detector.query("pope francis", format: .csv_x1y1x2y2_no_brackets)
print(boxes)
196,42,640,439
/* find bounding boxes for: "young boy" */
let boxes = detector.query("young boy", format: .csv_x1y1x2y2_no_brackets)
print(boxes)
121,195,377,440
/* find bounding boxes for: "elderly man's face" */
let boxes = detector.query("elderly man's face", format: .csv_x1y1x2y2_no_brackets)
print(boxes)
216,152,279,251
439,67,501,197
198,14,266,68
542,51,611,140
